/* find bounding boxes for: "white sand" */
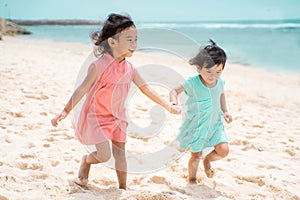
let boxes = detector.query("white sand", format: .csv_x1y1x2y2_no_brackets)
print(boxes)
0,36,299,200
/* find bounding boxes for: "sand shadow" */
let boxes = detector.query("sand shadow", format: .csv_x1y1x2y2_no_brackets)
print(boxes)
67,180,123,200
184,183,222,199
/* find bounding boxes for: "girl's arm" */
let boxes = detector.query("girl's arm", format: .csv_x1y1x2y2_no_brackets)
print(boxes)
220,93,233,124
133,72,181,114
169,85,185,105
51,65,98,127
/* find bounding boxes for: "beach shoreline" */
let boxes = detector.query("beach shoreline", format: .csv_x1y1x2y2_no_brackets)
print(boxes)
11,19,103,26
0,36,299,200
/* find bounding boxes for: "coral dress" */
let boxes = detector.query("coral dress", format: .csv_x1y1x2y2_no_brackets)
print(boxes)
73,53,136,145
177,75,228,152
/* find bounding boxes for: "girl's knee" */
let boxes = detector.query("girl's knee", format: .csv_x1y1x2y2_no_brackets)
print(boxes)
220,148,229,158
112,141,126,159
216,143,229,158
191,152,201,159
96,151,111,162
94,141,111,162
112,148,126,160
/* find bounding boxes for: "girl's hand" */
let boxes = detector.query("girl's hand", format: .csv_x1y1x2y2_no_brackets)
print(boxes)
169,102,181,114
224,112,233,124
51,110,68,127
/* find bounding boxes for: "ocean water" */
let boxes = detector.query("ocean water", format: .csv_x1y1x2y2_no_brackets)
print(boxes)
19,20,300,73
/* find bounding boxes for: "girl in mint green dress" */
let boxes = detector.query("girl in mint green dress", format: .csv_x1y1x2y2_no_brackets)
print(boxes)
170,39,232,183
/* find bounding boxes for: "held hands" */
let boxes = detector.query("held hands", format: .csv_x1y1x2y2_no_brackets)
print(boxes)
51,110,68,127
169,102,181,114
224,112,233,124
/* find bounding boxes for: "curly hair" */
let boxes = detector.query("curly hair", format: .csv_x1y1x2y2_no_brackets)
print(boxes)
189,39,227,69
91,13,135,57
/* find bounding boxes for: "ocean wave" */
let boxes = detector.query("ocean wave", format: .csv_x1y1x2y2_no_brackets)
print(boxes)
138,22,300,29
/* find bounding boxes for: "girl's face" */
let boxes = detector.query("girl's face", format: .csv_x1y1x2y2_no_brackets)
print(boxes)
197,63,223,87
111,26,137,61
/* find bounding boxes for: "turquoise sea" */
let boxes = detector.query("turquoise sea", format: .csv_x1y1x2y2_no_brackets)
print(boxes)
19,20,300,73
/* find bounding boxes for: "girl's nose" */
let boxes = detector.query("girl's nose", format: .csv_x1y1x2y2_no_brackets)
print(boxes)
132,41,137,48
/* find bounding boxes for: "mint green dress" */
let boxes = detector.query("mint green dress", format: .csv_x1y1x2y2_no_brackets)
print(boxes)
177,75,228,152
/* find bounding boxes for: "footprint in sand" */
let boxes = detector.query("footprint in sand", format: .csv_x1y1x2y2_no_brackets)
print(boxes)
4,111,23,118
245,134,257,139
123,190,184,200
0,125,6,130
20,153,36,159
258,164,281,170
0,175,17,183
242,143,256,151
31,173,49,180
64,134,74,140
149,175,169,185
45,137,55,142
40,112,48,116
285,148,296,156
43,143,51,148
235,175,265,186
4,137,12,143
24,94,49,100
27,142,36,148
51,160,60,167
252,124,264,128
230,139,249,146
17,162,44,171
132,176,145,185
230,140,262,151
149,176,190,197
99,177,116,186
168,185,189,196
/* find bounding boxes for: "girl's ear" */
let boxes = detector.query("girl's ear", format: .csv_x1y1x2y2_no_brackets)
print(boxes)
108,37,117,47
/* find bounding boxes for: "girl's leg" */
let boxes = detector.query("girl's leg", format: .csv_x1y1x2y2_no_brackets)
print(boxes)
203,142,229,178
77,141,111,183
112,141,127,189
188,151,202,184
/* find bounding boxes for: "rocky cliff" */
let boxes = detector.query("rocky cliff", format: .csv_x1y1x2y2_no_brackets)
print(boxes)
0,18,31,39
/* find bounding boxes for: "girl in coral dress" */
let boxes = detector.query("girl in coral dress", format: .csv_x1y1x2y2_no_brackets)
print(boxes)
51,13,180,189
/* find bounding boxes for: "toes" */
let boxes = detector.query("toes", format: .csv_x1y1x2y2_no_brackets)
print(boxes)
78,155,90,180
205,168,215,178
72,177,88,186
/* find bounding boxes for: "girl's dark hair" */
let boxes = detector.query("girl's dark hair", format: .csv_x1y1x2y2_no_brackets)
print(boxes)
91,13,135,57
189,39,227,69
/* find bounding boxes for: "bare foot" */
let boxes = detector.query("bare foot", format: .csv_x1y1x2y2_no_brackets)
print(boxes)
203,158,215,178
74,155,91,186
205,168,215,178
119,185,127,190
188,178,197,184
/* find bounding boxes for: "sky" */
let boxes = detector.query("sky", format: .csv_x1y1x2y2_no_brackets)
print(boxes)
0,0,300,22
